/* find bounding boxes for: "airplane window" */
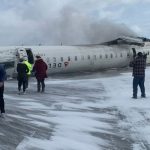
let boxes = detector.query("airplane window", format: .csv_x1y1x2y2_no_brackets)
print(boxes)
105,54,108,58
75,56,77,61
94,55,96,60
53,57,56,62
68,56,71,61
88,55,90,60
100,55,102,59
61,57,63,62
110,54,113,58
120,53,123,57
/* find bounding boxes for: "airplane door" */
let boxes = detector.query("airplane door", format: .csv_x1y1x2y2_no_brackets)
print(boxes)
16,48,28,60
25,48,34,64
13,48,34,77
14,48,29,75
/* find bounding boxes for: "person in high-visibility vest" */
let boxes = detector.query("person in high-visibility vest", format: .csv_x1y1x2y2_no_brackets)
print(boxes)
23,58,32,89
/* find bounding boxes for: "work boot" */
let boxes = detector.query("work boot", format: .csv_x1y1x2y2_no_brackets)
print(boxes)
141,94,146,98
132,96,137,99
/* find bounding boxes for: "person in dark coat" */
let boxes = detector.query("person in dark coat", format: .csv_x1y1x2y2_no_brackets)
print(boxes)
130,52,146,99
32,55,48,92
0,64,6,117
17,58,29,94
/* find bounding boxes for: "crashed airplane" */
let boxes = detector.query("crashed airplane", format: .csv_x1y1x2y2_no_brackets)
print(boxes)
0,36,150,77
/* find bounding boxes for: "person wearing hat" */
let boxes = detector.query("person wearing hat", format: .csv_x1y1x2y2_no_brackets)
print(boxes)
32,55,48,93
17,58,29,94
130,52,147,99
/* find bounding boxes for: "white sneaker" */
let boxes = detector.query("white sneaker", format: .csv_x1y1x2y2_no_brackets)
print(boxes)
1,113,5,118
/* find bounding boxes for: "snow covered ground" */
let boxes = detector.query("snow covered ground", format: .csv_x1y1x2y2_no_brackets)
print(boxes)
1,67,150,150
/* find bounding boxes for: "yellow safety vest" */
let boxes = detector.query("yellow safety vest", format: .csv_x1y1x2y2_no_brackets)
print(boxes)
24,60,32,75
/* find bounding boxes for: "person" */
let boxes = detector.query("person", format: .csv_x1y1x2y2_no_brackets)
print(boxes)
0,64,6,118
23,58,32,89
32,55,48,93
130,52,147,99
17,58,29,94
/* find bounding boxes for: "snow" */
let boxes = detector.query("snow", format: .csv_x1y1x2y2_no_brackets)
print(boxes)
2,67,150,149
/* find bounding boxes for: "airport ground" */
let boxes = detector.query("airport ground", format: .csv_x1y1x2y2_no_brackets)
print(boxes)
0,68,150,150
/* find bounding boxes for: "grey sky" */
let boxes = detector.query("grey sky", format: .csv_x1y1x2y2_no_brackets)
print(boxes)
0,0,150,45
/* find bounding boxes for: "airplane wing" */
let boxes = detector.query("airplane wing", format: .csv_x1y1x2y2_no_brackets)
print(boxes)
75,36,145,47
101,36,144,46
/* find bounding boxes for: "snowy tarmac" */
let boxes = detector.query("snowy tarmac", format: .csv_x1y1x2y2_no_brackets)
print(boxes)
1,68,150,150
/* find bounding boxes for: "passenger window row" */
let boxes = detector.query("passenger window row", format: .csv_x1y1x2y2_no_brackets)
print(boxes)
48,53,127,62
46,50,150,63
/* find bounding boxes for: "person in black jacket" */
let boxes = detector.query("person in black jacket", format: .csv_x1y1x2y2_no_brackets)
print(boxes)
17,58,29,94
0,64,6,117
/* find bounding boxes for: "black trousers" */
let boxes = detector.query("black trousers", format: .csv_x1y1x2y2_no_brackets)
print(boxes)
0,85,5,113
18,79,26,92
25,75,30,88
37,79,45,92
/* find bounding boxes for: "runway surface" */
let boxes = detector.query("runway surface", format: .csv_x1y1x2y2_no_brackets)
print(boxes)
1,68,150,150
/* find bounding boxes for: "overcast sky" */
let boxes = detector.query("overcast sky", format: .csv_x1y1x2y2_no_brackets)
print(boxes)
0,0,150,45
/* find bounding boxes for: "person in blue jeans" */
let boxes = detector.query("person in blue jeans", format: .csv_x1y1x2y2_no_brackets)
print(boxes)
130,52,147,99
0,64,6,117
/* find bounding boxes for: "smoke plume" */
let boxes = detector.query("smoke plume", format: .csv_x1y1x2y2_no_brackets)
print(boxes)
26,6,137,45
0,1,137,45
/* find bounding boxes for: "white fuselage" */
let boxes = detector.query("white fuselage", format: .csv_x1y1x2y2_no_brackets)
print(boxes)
0,43,149,77
31,45,131,74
